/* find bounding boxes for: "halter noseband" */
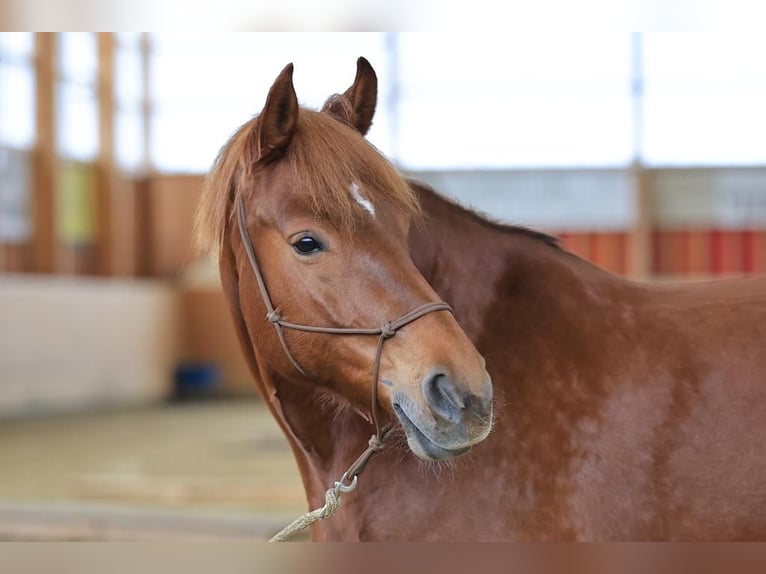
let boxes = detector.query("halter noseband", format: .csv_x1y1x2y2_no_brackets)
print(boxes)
236,194,453,485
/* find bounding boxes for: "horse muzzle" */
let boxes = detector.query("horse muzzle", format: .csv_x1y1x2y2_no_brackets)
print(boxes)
392,371,493,461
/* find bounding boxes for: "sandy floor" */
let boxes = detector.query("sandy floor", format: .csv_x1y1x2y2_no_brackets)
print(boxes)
0,399,308,540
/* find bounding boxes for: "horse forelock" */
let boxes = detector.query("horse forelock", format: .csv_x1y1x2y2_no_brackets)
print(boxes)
284,110,419,230
195,108,419,258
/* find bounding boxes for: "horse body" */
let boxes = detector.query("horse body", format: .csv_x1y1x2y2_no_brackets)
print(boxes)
203,59,766,541
403,183,766,540
221,173,766,541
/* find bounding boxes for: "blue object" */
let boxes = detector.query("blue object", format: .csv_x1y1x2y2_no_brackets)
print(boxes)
173,362,221,399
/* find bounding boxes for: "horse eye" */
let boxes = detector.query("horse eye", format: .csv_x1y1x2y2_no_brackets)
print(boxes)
293,236,322,255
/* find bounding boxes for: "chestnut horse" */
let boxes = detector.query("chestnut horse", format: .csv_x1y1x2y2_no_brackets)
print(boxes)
198,59,766,541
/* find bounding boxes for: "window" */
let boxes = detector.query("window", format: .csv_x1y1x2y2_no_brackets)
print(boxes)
144,33,766,173
0,32,35,150
115,33,145,172
56,32,99,161
56,33,99,248
0,33,35,244
395,33,634,169
641,33,766,166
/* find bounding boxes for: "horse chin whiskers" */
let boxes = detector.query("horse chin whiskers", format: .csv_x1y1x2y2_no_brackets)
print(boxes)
386,425,458,478
416,450,462,480
471,403,497,437
388,425,410,452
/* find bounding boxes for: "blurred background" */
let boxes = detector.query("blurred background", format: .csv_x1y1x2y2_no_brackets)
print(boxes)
1,32,766,540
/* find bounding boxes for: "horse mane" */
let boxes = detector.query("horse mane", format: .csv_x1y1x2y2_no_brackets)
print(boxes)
195,109,420,257
466,205,561,249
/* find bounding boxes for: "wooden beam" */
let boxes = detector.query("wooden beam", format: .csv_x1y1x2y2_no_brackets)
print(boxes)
134,33,154,277
96,32,116,275
140,33,152,175
32,33,56,274
627,35,653,280
629,162,653,279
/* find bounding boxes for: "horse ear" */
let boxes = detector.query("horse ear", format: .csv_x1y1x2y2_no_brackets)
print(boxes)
322,56,377,135
255,63,298,160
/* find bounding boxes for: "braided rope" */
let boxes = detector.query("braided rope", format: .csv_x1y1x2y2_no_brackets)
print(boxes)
268,486,341,542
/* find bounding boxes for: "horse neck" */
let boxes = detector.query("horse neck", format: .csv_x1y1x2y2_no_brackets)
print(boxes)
267,373,376,501
408,182,625,373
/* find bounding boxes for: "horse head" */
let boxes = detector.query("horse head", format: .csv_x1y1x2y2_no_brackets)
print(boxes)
199,60,492,461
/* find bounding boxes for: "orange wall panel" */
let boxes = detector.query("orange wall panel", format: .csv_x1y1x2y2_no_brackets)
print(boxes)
653,230,685,276
591,232,627,276
711,230,745,276
685,230,712,276
559,232,630,276
745,231,766,275
147,175,205,277
560,233,593,262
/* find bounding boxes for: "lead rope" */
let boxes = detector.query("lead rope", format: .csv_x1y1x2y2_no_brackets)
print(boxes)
236,196,452,541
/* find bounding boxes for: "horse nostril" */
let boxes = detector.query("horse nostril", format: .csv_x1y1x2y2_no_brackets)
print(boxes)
422,372,468,423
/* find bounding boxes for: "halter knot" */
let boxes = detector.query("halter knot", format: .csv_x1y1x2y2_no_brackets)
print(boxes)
380,323,396,339
368,435,385,452
266,309,283,324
